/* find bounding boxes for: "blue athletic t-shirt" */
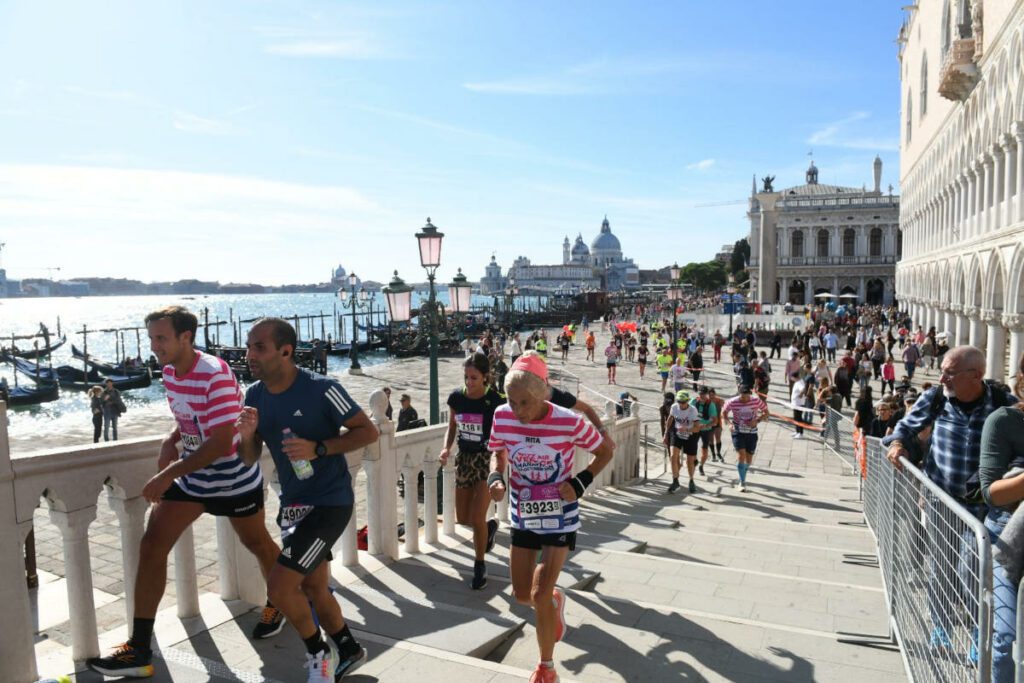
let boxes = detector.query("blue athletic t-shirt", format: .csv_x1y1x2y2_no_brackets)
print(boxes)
244,369,362,507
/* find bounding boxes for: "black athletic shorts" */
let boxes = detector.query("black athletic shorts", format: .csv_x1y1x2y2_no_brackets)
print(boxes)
510,528,577,551
162,482,263,518
698,430,713,448
671,432,699,456
276,504,352,575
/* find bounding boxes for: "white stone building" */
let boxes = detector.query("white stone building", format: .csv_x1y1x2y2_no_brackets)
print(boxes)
749,159,901,306
896,0,1024,383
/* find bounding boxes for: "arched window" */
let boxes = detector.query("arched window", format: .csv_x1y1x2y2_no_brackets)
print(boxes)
817,229,829,258
941,0,952,56
843,228,856,257
906,90,913,144
791,230,804,258
920,54,928,118
869,227,883,257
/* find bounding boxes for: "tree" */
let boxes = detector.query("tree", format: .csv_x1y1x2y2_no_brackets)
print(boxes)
679,260,727,292
730,238,750,276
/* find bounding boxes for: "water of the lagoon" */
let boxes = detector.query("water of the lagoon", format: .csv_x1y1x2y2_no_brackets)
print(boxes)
0,291,532,448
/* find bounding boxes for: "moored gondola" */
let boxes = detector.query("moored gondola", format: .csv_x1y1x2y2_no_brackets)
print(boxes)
4,355,151,391
71,344,152,379
2,335,67,359
0,378,60,406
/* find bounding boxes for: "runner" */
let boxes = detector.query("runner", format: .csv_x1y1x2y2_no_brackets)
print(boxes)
693,386,718,476
663,390,701,494
656,347,673,393
721,384,768,492
558,332,570,362
237,318,379,681
439,354,504,589
604,337,620,384
637,341,649,379
687,346,704,391
87,306,282,679
487,354,614,683
708,388,726,462
670,354,688,393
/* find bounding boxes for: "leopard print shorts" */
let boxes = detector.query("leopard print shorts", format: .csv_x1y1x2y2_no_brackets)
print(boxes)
455,450,490,489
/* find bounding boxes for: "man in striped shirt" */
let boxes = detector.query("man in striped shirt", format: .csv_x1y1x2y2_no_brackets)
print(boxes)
87,306,282,679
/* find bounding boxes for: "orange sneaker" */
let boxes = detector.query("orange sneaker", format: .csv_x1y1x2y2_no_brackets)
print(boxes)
529,663,559,683
552,589,568,642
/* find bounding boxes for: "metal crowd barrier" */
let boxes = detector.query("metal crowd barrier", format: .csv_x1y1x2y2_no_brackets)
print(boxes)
821,407,858,475
859,435,993,683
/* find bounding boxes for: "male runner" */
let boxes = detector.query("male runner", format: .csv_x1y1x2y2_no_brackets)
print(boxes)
721,384,769,492
693,386,719,476
87,306,281,678
663,390,701,494
237,318,379,681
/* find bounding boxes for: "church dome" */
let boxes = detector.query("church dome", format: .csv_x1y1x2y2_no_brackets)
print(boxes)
571,234,590,258
591,216,621,251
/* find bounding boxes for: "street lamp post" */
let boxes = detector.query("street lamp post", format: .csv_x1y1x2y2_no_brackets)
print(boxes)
668,263,682,356
415,218,445,425
339,273,369,374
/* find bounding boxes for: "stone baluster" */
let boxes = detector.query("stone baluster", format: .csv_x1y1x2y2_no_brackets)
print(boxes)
401,456,421,555
422,456,439,545
215,517,240,599
365,388,398,560
340,448,362,567
173,526,201,618
983,309,1009,381
49,506,101,660
1004,315,1024,385
442,460,457,536
106,491,147,624
497,459,510,523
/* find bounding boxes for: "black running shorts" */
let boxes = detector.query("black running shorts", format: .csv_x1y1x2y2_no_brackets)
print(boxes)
671,432,699,456
510,528,577,551
699,430,713,448
276,505,352,575
162,482,263,518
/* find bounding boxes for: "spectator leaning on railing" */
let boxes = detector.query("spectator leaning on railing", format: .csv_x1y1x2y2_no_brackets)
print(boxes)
977,351,1024,683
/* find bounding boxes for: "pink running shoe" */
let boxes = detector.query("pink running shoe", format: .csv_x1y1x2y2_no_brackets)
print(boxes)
529,663,560,683
552,589,568,642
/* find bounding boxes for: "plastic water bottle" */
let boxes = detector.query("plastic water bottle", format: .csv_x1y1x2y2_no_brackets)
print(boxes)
283,428,314,480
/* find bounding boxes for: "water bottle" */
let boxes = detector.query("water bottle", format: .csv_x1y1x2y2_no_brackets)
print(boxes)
283,428,314,480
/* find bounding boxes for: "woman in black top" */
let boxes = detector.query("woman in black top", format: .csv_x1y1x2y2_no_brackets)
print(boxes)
439,354,504,590
853,385,875,431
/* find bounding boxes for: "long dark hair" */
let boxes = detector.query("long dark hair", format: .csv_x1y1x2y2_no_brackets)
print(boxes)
465,352,490,377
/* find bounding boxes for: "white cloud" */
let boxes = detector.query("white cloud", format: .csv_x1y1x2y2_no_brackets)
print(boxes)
686,159,716,171
808,112,898,151
172,111,238,136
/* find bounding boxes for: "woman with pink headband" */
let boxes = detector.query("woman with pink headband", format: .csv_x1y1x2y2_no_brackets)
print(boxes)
487,351,614,683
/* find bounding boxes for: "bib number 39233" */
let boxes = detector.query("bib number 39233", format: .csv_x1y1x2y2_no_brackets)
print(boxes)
518,484,563,530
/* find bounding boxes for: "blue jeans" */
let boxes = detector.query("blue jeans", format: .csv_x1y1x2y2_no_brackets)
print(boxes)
985,511,1017,683
103,413,118,441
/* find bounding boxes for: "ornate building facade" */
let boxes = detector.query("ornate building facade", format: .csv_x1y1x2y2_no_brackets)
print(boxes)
896,0,1024,383
478,217,639,294
749,159,901,306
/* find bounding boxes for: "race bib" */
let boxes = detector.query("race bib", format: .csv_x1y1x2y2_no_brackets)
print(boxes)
456,413,484,443
518,484,563,530
279,504,314,537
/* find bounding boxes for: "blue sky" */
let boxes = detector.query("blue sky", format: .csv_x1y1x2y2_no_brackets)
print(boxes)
0,1,904,286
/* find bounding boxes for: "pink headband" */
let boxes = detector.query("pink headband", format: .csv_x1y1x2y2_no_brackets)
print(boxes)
511,354,548,382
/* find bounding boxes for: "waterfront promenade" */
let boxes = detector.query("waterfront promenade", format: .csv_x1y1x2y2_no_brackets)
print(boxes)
21,329,904,681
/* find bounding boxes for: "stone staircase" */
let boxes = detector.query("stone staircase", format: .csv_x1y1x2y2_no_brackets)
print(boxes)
56,421,908,682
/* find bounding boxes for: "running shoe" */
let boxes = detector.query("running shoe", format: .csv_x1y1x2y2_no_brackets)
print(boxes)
667,480,680,494
252,605,286,639
334,645,368,680
471,560,488,590
698,463,705,476
529,664,560,683
485,518,499,553
688,480,697,494
552,588,568,642
740,485,748,492
306,640,340,683
86,642,154,678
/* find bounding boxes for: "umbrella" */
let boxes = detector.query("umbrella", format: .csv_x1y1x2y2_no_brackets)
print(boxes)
839,293,859,299
814,292,837,299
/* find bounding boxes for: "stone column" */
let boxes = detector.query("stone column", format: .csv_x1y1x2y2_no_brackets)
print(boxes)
106,493,147,625
983,309,1008,380
805,277,813,305
1004,314,1024,385
960,174,970,235
943,306,956,337
977,160,988,233
1002,136,1015,227
50,506,100,661
953,305,970,346
992,146,1005,231
1015,123,1024,223
967,306,987,348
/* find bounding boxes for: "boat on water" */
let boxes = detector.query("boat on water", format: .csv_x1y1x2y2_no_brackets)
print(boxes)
0,378,59,407
71,344,155,379
2,335,67,359
4,355,152,391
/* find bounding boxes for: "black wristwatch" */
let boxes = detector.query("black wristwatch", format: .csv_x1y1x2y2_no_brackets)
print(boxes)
314,440,328,458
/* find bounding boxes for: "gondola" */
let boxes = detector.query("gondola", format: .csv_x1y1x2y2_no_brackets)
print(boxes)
0,379,60,407
4,355,152,391
71,345,152,379
3,335,67,359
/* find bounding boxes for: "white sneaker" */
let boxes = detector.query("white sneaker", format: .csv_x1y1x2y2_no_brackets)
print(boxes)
740,485,748,492
305,639,339,683
794,433,804,440
735,482,744,491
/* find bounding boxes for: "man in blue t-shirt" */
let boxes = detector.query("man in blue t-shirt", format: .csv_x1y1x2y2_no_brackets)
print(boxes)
236,318,379,682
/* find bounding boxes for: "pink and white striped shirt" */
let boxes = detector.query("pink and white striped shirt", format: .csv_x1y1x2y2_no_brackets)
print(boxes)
488,402,602,533
162,351,261,498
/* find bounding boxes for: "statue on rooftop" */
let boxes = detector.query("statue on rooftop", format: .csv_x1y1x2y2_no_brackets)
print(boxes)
761,175,775,193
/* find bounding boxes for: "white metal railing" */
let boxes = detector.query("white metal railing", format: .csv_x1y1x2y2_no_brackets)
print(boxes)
0,388,640,682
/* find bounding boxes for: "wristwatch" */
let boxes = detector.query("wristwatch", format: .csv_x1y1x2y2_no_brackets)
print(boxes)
315,441,328,458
